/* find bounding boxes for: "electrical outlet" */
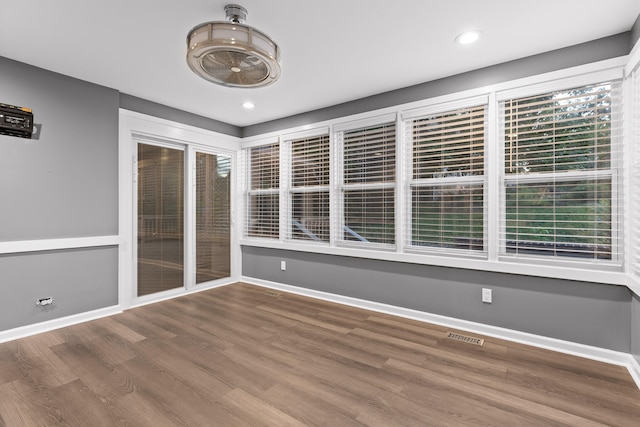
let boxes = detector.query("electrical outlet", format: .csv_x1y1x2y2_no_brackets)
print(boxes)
482,288,492,304
280,260,286,271
36,297,54,306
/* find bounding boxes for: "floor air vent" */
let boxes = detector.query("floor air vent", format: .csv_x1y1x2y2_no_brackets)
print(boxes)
446,332,484,346
263,290,282,297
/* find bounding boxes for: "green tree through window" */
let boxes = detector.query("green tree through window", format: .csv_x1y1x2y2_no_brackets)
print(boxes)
503,82,617,260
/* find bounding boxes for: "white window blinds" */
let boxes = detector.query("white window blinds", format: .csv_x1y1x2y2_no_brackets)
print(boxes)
289,134,330,242
407,105,486,253
338,121,396,246
247,143,280,238
631,66,640,277
500,81,622,261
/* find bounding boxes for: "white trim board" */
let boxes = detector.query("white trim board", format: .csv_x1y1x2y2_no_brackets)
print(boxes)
0,306,122,344
242,276,640,390
0,235,120,255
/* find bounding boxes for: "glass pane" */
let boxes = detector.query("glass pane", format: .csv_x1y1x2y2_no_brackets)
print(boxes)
291,191,330,242
505,178,612,259
248,193,279,237
250,144,279,189
504,83,612,175
412,105,485,179
137,144,184,296
343,188,395,244
343,123,396,184
412,184,484,250
195,153,231,284
291,135,330,187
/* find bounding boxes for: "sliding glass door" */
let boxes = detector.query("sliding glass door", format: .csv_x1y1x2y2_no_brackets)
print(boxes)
195,152,231,283
137,143,185,296
136,142,231,298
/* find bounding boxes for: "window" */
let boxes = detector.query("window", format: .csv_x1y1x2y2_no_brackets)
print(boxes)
631,65,640,278
289,134,330,242
240,66,626,279
406,104,486,254
247,143,280,238
500,82,622,262
337,120,396,247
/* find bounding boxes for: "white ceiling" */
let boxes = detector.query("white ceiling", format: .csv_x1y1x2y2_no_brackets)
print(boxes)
1,1,639,127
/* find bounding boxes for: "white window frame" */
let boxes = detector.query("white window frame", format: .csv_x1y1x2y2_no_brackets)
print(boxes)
402,96,489,259
496,78,623,270
239,58,630,286
119,109,240,310
334,114,398,251
283,127,331,244
245,139,281,240
626,41,640,294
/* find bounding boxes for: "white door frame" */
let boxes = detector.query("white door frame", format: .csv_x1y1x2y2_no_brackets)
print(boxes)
119,109,241,310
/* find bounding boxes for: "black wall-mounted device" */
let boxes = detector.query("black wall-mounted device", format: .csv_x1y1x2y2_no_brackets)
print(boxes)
0,103,34,138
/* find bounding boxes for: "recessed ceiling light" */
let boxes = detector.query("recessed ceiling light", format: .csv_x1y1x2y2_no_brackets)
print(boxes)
242,101,255,109
456,30,482,45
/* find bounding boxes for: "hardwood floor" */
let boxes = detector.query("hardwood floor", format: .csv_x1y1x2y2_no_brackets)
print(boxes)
1,282,639,426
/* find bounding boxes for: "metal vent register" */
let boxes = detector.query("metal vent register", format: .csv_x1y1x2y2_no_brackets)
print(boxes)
446,332,484,346
263,290,282,297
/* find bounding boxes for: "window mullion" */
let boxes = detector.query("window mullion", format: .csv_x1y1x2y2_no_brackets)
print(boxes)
280,137,290,241
487,92,499,261
331,129,344,246
396,115,405,252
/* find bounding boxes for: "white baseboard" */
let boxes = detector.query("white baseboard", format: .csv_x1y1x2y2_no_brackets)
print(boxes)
129,279,235,309
242,276,640,390
0,279,238,344
2,279,638,391
629,356,640,389
0,306,122,344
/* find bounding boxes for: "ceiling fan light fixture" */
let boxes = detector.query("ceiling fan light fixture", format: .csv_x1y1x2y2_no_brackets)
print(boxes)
186,4,281,88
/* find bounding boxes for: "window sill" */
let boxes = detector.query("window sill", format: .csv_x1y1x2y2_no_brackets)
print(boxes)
239,238,628,286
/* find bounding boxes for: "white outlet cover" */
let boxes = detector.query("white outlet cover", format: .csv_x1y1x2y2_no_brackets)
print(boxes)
280,260,286,271
482,288,492,303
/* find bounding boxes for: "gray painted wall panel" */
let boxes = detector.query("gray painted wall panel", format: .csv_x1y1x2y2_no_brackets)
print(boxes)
120,94,242,138
0,56,119,241
632,14,640,47
242,247,632,352
632,294,640,365
0,247,118,330
0,56,119,333
243,33,631,137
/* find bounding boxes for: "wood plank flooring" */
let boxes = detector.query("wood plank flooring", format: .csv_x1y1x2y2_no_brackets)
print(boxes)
1,282,639,426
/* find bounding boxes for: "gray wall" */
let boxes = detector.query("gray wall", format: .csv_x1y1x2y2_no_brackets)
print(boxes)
0,56,119,330
632,14,640,47
0,248,118,330
243,247,632,352
633,294,640,365
0,57,119,241
120,93,242,138
243,33,631,137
